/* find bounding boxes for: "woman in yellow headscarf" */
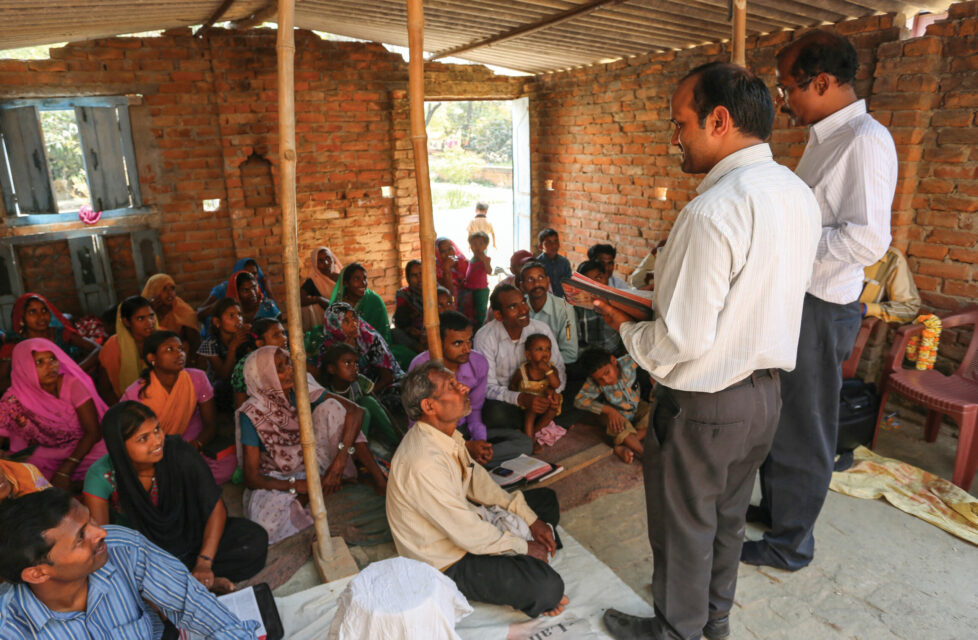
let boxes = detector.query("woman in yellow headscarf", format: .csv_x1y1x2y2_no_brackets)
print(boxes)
97,296,157,404
143,274,201,360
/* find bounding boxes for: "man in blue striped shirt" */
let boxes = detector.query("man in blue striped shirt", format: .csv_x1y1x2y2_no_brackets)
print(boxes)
0,489,258,639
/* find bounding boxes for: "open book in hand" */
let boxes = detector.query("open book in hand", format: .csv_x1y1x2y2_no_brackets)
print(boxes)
180,583,283,640
561,273,654,322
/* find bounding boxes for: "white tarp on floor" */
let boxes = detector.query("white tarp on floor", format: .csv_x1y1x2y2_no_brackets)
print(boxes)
275,527,654,639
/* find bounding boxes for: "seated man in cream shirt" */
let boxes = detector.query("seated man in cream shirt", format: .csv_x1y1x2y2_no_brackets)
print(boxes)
387,360,568,618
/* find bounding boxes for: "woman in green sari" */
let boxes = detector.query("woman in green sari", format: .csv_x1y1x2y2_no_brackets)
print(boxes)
329,263,391,344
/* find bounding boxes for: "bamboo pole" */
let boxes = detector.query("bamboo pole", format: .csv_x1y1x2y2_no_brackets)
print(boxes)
276,0,333,560
407,0,442,361
732,0,747,67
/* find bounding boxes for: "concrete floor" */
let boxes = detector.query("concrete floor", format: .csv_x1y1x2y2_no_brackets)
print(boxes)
564,416,978,639
271,413,978,638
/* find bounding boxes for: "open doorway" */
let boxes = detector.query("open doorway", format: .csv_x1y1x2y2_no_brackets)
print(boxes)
425,98,530,282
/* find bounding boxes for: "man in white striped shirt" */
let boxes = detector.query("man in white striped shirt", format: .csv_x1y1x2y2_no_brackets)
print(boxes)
474,284,566,446
742,30,897,573
599,62,820,640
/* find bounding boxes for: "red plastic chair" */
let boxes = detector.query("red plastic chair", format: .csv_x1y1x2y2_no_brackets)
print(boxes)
872,309,978,490
842,317,881,379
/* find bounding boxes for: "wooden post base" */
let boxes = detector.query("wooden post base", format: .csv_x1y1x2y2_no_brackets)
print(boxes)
312,536,359,583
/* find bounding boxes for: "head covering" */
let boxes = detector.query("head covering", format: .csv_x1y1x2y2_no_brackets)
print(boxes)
10,293,78,338
435,237,469,293
209,257,271,300
102,402,221,563
509,250,535,275
141,274,199,333
238,346,326,475
111,304,148,395
320,303,403,378
7,338,108,432
329,264,365,305
307,246,342,298
227,270,265,306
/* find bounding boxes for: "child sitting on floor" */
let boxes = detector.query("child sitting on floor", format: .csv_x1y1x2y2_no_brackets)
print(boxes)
508,333,563,452
460,231,492,328
321,343,399,454
574,347,649,464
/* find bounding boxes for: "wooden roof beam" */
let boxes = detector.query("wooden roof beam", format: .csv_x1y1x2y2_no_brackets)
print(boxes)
429,0,631,60
197,0,238,36
229,2,278,29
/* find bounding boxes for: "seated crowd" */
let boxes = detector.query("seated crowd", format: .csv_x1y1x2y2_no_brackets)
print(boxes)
0,218,913,636
0,228,648,633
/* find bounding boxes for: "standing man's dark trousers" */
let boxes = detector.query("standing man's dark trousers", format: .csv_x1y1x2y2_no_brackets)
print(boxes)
443,489,564,618
748,293,861,570
645,371,781,640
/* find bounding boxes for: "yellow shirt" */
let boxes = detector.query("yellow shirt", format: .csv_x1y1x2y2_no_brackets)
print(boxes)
386,421,538,570
859,247,921,324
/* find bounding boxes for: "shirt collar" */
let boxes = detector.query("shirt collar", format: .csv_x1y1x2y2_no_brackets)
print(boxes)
696,143,773,194
414,420,468,454
533,294,558,318
13,561,116,632
809,99,866,144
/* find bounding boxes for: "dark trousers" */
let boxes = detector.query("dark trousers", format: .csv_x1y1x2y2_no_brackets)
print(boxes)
758,294,861,568
645,372,782,640
178,516,269,583
443,488,563,618
481,399,533,468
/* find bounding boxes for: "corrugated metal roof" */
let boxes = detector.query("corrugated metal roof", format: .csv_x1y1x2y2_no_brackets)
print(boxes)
0,0,953,74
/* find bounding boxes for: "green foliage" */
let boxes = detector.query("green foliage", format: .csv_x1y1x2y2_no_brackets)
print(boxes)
427,100,512,168
430,146,482,185
444,189,474,209
39,110,89,207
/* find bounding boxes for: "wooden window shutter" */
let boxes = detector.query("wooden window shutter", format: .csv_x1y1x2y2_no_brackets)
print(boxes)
75,106,130,212
0,106,56,214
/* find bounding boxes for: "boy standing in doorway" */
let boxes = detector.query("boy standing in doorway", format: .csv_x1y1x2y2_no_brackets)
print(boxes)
467,201,497,249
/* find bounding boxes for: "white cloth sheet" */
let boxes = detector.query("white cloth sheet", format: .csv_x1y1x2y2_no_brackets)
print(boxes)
276,528,654,640
327,556,472,640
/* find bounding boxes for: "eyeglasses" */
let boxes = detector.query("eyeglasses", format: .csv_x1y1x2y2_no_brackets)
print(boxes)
775,76,813,100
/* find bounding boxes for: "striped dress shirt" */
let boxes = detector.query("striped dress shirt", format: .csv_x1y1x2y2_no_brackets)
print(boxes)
795,99,897,304
0,526,258,640
474,318,566,404
619,144,821,393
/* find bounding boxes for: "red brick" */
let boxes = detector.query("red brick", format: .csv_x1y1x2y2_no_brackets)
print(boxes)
903,37,943,57
927,229,978,246
908,242,950,260
944,280,978,299
949,248,978,264
916,261,972,280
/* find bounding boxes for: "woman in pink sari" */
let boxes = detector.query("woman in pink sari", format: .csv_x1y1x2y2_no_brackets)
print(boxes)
0,338,108,488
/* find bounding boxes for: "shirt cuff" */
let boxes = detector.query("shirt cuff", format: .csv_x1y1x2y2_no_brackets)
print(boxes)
864,302,882,319
509,491,539,527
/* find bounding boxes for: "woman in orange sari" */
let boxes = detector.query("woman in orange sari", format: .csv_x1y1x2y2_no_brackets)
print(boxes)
121,330,234,484
0,458,51,502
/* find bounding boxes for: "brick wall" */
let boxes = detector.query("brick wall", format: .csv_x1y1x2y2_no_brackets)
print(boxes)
529,5,978,319
0,29,522,309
